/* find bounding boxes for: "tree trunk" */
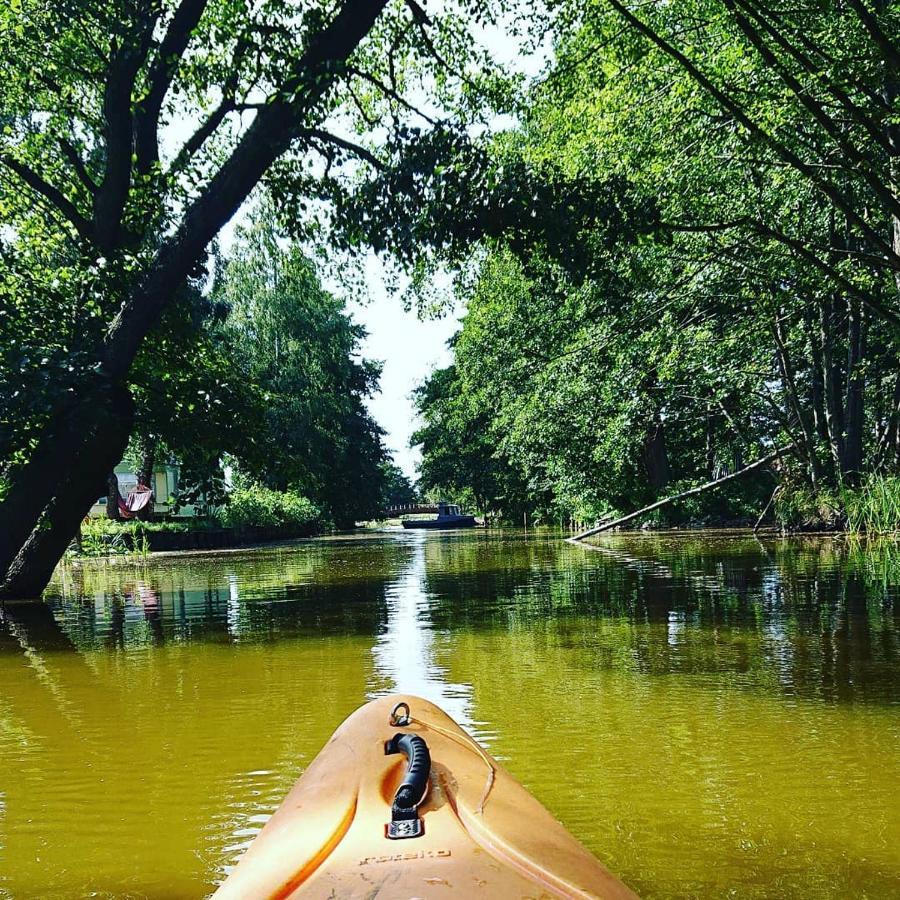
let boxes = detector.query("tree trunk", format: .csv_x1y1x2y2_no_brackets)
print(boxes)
136,435,157,521
138,436,156,488
0,387,114,578
876,369,900,469
820,294,845,475
805,305,830,445
641,415,671,494
570,445,794,540
841,299,867,485
106,470,121,519
773,315,821,490
0,384,134,600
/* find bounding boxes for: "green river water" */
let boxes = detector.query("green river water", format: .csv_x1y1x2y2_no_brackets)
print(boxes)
0,529,898,898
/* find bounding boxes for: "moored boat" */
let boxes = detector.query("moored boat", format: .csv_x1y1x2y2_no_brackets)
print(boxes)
214,694,636,898
402,501,477,529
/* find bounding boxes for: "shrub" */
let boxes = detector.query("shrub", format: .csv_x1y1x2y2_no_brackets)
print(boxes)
774,484,845,531
216,484,321,529
75,518,149,557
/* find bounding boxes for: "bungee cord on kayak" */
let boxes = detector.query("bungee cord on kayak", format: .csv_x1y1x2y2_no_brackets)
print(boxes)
392,700,497,817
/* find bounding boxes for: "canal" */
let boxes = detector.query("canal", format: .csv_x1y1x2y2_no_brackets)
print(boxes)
0,529,897,897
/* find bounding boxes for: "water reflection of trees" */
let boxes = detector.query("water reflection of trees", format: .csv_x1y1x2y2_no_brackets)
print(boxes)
37,537,415,651
5,531,897,704
420,531,899,704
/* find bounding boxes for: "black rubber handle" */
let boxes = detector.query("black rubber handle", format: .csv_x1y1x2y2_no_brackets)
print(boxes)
385,733,431,811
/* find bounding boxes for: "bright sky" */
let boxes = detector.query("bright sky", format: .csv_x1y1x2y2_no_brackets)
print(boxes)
347,255,460,481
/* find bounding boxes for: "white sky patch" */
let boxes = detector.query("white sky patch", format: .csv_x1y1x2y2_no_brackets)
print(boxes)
347,255,459,479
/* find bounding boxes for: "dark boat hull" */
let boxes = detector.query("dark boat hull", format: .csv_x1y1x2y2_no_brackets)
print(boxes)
402,515,477,529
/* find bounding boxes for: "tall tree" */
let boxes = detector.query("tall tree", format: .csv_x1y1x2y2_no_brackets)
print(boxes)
215,213,386,527
0,0,522,596
414,1,900,525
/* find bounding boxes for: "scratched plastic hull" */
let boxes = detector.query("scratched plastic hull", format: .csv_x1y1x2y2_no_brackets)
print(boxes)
213,694,637,899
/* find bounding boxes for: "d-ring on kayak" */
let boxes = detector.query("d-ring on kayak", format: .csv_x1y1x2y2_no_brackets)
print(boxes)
214,694,637,898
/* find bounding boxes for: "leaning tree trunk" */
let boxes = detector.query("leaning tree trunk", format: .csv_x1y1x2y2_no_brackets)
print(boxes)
0,384,134,599
0,387,114,579
570,445,794,540
0,0,388,592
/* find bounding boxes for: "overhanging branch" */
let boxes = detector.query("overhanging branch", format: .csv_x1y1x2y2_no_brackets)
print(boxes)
347,66,438,125
59,139,97,195
605,0,900,276
135,0,211,174
0,155,93,241
299,128,386,170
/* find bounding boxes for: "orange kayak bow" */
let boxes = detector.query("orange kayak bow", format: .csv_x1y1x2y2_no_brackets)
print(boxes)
214,694,637,899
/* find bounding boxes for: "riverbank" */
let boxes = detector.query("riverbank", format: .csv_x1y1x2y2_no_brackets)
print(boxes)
74,517,321,557
564,475,900,540
68,484,328,558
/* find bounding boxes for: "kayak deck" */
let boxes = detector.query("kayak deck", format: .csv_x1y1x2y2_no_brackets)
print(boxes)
213,694,636,899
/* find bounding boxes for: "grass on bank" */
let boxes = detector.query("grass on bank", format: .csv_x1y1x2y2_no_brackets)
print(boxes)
775,475,900,534
844,476,900,534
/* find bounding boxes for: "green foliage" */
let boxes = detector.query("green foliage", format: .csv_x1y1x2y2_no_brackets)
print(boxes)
75,518,150,558
324,125,649,288
774,486,845,532
71,484,327,557
379,462,417,508
412,363,521,517
0,0,542,587
844,476,900,535
4,0,900,563
216,484,321,530
413,2,900,528
212,210,387,527
771,477,900,534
